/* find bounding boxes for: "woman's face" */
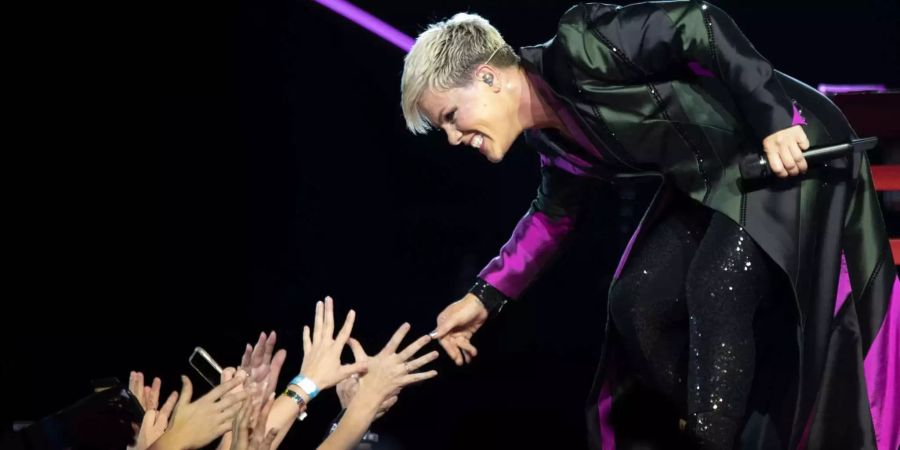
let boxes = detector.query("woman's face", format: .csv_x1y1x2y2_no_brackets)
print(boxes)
418,73,520,163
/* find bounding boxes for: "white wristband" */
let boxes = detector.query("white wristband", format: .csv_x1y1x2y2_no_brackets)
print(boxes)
289,375,319,399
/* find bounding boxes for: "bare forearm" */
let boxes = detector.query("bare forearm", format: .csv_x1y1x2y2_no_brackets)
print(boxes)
266,387,309,449
215,432,232,450
148,431,185,450
316,395,380,450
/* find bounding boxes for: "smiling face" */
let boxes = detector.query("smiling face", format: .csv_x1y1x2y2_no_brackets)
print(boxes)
417,69,522,164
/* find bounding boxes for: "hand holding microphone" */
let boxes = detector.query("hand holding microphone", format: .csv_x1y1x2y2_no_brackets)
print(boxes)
741,125,878,181
762,125,811,178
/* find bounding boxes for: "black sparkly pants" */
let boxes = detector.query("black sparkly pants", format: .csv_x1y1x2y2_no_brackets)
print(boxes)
608,194,776,450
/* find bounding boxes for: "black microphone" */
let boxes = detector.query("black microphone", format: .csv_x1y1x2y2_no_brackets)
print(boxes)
739,137,879,181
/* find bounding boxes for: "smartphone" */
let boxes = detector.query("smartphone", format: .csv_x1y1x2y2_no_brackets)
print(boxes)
189,346,224,387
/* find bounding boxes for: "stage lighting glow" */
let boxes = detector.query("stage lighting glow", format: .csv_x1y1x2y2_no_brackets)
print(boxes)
313,0,414,52
817,84,888,94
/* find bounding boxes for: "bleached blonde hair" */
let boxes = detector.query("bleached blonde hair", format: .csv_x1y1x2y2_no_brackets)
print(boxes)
400,13,519,134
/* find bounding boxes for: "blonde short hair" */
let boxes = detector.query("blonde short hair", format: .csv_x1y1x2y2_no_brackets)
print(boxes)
400,13,519,134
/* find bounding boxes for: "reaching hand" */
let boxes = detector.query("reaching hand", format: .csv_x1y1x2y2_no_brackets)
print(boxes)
348,323,439,408
230,396,278,450
129,371,161,412
316,323,437,450
130,388,178,450
298,296,367,391
159,374,248,450
238,332,288,401
219,330,288,449
431,293,488,366
336,375,398,420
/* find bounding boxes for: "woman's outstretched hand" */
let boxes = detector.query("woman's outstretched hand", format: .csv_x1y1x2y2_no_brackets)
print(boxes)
431,293,488,366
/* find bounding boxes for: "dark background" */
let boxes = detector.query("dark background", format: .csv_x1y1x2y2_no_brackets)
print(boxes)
4,0,898,449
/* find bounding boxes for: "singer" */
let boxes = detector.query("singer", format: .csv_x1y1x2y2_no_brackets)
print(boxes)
400,2,898,449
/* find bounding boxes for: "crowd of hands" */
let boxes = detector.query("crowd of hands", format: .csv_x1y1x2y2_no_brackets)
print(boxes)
126,297,441,450
3,292,490,450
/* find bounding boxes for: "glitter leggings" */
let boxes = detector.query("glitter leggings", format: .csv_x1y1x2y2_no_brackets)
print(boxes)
608,196,775,449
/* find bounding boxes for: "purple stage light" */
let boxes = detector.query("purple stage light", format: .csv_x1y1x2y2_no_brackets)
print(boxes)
312,0,414,52
311,1,892,98
817,84,888,94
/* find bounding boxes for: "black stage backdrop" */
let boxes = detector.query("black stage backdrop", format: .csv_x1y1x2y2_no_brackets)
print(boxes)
3,1,898,449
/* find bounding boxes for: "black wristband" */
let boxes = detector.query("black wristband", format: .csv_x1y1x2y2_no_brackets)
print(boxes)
468,278,510,314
